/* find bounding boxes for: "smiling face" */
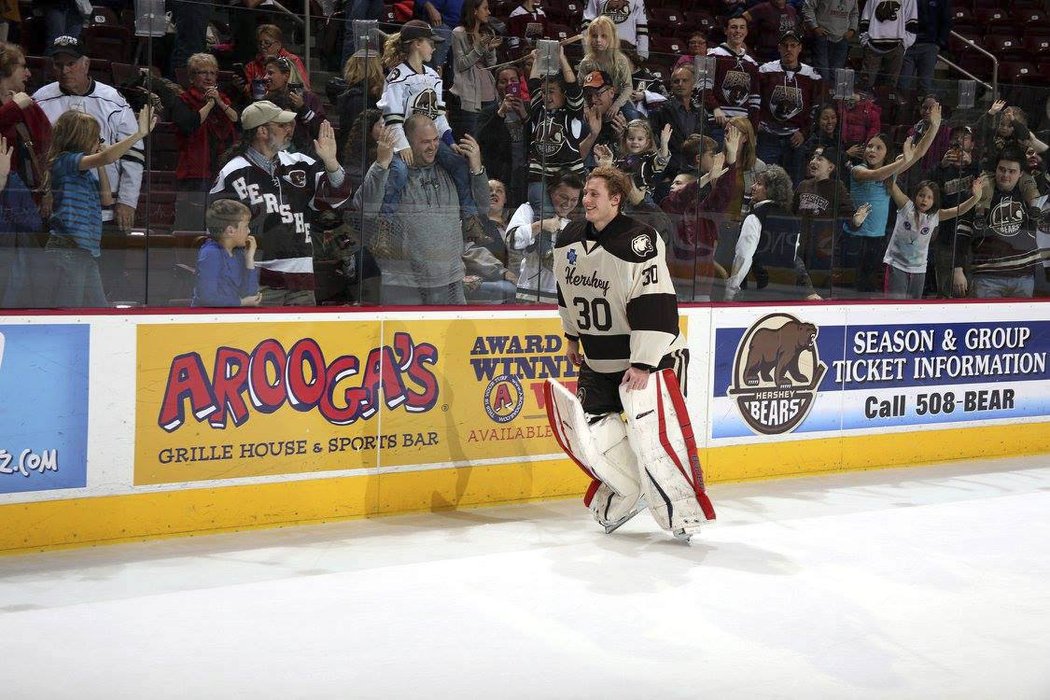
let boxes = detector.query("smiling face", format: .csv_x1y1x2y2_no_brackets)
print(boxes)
625,126,651,155
582,176,619,226
550,183,581,219
542,81,566,110
587,85,614,115
409,121,440,166
818,107,837,136
725,18,748,48
476,0,490,23
191,63,218,91
265,64,289,92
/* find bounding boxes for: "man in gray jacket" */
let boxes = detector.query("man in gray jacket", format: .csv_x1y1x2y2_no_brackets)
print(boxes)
802,0,859,83
353,113,490,304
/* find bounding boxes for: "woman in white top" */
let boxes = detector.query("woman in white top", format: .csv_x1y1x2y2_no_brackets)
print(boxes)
883,175,984,299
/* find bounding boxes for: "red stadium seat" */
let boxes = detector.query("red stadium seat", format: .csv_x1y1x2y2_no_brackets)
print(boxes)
683,10,716,36
985,34,1026,59
82,25,132,63
999,61,1038,85
649,8,685,35
949,6,976,34
649,36,686,62
1012,8,1048,26
546,23,572,42
1022,35,1050,62
974,7,1011,30
88,5,121,27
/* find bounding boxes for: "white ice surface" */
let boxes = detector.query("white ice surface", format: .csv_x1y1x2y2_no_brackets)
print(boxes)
2,455,1050,700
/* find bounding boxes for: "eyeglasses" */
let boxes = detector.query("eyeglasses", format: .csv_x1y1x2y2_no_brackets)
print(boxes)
258,38,278,48
194,69,218,76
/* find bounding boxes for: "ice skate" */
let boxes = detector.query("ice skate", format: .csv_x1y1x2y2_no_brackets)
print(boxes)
600,498,646,534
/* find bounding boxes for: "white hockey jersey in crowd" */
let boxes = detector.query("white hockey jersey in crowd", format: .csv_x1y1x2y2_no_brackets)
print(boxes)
377,62,453,151
859,0,918,50
555,213,685,374
582,0,650,59
506,201,570,303
33,79,144,218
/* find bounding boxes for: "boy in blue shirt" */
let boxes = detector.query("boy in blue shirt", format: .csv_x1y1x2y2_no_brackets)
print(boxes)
192,199,262,307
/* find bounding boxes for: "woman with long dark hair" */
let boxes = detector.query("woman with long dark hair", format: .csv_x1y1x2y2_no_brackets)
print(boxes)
450,0,502,138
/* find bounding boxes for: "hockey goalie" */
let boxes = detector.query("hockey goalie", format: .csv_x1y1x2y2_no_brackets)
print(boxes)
545,166,717,541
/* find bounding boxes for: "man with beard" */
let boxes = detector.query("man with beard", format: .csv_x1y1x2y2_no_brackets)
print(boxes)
210,101,352,306
756,30,822,187
954,146,1050,299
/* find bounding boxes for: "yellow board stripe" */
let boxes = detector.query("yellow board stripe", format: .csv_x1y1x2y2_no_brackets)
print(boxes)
2,421,1048,553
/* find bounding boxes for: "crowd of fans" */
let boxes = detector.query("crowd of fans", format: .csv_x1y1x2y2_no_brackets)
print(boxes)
0,0,1048,308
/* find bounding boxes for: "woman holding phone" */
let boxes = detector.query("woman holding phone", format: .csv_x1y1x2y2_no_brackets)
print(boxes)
451,0,502,138
262,56,326,155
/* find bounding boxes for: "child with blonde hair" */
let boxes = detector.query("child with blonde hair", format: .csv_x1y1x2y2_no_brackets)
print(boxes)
43,107,156,307
577,16,637,119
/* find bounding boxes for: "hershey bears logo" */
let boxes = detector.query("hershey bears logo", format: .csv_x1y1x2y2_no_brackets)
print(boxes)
631,234,654,257
535,117,568,157
720,69,751,107
410,88,442,121
874,0,902,22
727,313,826,435
286,169,307,188
484,374,525,423
770,84,803,122
988,199,1028,237
601,0,631,23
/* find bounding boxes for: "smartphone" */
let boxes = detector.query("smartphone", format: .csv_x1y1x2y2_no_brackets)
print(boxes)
290,84,304,96
506,81,520,98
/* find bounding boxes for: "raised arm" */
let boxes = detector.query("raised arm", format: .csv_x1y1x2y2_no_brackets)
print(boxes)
80,107,156,171
940,175,985,222
889,179,910,209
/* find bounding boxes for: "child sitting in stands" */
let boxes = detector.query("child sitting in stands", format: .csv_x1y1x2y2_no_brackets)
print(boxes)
192,199,262,307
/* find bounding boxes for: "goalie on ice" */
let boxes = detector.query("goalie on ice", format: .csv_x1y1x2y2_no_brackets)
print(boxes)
545,166,717,541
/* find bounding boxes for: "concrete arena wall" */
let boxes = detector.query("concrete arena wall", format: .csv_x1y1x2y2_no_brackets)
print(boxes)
1,301,1048,552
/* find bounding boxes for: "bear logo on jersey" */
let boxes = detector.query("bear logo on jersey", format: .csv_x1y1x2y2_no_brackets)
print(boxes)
989,198,1027,237
411,89,442,121
287,169,307,188
874,0,902,22
631,234,654,257
601,0,631,23
535,118,567,157
770,84,802,122
721,70,751,107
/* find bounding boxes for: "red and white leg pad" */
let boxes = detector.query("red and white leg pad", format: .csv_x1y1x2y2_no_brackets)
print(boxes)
619,368,716,536
545,380,642,528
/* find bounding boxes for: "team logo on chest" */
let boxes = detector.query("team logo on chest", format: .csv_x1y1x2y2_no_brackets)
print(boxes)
535,118,567,157
721,69,751,107
601,0,630,23
411,88,441,121
286,169,307,188
989,199,1027,237
770,84,803,122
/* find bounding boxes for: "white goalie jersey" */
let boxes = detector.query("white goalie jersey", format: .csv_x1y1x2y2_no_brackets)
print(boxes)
555,213,685,374
377,62,452,151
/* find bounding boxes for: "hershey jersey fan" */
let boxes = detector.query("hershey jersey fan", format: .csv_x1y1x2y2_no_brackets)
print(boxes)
210,101,352,306
547,166,716,542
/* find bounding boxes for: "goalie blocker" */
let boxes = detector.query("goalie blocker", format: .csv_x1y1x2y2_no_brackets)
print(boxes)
544,368,716,539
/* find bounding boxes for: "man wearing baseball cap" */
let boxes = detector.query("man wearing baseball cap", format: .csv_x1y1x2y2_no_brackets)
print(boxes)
755,29,823,185
33,35,147,301
208,100,352,306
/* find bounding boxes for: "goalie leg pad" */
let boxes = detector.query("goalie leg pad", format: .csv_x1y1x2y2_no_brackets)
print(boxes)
545,379,643,501
620,368,716,535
